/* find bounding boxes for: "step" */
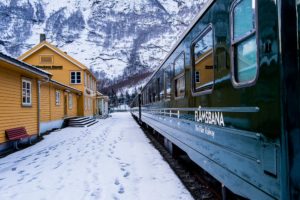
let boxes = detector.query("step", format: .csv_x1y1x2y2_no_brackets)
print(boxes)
69,117,91,122
69,119,98,127
69,118,97,127
69,118,92,124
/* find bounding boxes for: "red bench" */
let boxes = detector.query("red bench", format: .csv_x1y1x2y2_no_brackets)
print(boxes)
5,127,32,150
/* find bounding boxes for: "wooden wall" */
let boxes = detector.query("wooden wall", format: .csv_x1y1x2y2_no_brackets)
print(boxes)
0,67,38,143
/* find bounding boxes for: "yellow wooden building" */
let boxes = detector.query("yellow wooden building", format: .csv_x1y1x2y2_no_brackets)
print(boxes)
18,39,98,117
0,53,47,150
39,80,81,133
0,52,82,151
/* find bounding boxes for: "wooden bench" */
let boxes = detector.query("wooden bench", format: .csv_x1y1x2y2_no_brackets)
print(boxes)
5,127,32,150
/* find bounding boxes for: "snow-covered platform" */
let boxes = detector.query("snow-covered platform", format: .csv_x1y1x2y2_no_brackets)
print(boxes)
0,112,192,200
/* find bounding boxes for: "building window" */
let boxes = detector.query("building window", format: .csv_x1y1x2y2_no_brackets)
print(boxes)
231,0,257,85
192,26,214,94
22,79,32,106
40,55,53,64
84,72,87,86
70,71,81,84
55,91,61,105
174,53,185,98
68,93,73,109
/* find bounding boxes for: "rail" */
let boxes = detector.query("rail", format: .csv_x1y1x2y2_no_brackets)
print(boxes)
131,106,260,119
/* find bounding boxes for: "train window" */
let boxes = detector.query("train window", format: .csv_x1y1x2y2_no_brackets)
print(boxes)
175,75,185,97
164,65,172,100
152,82,156,102
174,53,185,76
174,53,185,98
155,77,160,101
157,73,164,100
191,26,214,94
231,0,257,85
148,87,151,103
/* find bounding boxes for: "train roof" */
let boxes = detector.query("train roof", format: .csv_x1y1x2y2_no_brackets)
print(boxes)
141,0,215,92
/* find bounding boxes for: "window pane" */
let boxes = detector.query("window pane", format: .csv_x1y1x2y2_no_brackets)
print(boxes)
195,71,200,83
158,75,164,100
165,65,172,100
26,82,30,89
194,28,214,90
27,97,30,103
174,53,184,76
194,30,213,59
23,97,26,103
76,72,81,82
235,35,257,82
233,0,255,40
175,75,185,97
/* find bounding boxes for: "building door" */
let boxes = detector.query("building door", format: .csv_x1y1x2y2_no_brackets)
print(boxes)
64,95,68,117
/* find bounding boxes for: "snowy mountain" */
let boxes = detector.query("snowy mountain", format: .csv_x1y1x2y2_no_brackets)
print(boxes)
0,0,205,93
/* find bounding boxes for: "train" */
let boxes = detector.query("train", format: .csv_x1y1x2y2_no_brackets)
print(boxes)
130,0,300,199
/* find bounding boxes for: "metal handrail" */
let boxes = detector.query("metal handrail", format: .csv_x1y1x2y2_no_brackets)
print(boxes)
136,106,259,113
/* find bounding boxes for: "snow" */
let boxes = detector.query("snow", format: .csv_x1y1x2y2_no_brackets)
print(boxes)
0,112,193,200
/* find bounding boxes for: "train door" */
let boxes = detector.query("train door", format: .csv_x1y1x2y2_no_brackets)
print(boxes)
280,0,300,199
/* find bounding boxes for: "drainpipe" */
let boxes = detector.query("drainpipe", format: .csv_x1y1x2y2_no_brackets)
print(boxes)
38,78,50,137
37,80,41,137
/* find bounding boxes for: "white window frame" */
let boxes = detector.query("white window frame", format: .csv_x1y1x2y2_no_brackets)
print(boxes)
55,90,61,105
22,79,32,106
70,71,81,84
68,93,73,109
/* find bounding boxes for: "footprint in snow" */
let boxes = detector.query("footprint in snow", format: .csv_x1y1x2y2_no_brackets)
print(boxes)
113,195,119,200
123,172,130,178
114,178,120,185
17,177,24,182
90,188,101,199
118,185,125,194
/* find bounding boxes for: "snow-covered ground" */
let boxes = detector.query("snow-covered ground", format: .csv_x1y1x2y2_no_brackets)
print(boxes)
0,112,193,200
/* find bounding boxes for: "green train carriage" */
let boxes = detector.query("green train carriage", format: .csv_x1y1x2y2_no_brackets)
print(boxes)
131,0,300,199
